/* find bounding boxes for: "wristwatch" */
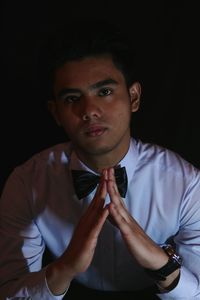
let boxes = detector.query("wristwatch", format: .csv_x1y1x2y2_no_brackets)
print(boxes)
145,244,182,281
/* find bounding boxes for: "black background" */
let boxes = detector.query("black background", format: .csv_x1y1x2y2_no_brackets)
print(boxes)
1,1,200,192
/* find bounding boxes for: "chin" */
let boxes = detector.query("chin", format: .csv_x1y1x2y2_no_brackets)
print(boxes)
86,147,112,156
80,143,115,156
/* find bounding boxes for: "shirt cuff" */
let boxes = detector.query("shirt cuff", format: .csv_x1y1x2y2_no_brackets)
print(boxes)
28,267,68,300
45,276,68,299
157,267,199,299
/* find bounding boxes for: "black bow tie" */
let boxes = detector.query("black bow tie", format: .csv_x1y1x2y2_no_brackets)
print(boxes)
71,167,128,200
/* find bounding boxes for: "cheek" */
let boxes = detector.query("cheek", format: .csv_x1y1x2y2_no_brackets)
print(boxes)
59,112,79,133
112,103,131,121
118,109,132,131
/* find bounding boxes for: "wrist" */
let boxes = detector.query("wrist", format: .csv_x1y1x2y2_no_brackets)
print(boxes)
46,259,75,296
144,244,182,282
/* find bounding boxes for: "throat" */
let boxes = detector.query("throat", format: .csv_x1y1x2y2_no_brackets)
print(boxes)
75,144,129,174
80,157,119,174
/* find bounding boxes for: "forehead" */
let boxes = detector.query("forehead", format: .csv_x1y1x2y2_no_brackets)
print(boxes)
53,56,126,89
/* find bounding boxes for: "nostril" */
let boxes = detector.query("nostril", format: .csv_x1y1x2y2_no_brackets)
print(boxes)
82,114,90,121
82,112,99,121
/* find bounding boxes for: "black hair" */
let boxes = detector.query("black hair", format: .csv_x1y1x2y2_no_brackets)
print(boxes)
38,18,138,99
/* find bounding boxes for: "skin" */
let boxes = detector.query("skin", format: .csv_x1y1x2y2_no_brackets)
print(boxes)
46,55,179,295
48,55,140,172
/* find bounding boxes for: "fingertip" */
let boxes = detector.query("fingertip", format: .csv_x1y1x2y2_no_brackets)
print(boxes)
109,167,115,180
101,168,108,180
104,169,108,180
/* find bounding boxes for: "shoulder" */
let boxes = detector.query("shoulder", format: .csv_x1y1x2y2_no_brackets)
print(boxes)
10,142,73,180
134,138,200,178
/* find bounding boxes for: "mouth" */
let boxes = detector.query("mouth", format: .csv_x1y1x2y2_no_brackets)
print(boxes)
85,125,108,137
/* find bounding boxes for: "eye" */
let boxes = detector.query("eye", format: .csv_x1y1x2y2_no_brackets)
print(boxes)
98,88,112,97
63,95,80,103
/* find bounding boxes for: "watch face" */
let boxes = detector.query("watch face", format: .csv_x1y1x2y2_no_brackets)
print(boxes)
145,244,182,281
173,253,183,265
163,245,182,266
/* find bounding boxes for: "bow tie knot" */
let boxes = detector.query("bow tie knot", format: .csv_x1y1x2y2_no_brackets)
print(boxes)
71,167,128,200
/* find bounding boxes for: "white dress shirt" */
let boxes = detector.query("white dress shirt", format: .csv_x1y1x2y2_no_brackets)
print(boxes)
0,138,200,299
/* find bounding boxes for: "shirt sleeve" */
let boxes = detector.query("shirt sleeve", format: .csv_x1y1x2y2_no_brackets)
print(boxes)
157,170,200,299
0,169,66,299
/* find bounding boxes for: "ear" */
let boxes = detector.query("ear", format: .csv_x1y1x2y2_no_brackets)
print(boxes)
129,82,141,112
47,100,61,126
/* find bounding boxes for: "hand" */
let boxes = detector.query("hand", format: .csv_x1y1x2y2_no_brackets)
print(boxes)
46,172,109,295
61,173,109,275
106,168,168,270
106,168,180,291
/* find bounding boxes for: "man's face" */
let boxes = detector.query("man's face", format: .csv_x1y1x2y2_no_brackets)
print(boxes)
49,56,140,162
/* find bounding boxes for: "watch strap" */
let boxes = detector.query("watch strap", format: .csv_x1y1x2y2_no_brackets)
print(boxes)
145,244,182,281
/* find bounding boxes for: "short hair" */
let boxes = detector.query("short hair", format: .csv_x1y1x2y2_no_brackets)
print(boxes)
38,18,138,99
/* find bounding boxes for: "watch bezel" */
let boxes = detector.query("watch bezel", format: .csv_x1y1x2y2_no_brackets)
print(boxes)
162,244,183,266
145,244,182,281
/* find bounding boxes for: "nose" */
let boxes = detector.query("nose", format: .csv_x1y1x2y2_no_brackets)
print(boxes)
81,97,101,121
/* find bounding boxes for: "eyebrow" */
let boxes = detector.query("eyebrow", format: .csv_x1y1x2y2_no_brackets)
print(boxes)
90,78,118,90
57,78,118,99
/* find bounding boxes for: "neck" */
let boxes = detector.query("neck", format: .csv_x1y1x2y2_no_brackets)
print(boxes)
75,140,130,174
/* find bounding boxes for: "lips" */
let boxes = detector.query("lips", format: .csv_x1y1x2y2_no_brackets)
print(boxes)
85,125,107,137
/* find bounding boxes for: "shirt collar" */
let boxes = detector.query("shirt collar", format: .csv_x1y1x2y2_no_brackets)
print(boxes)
117,138,138,185
69,138,138,183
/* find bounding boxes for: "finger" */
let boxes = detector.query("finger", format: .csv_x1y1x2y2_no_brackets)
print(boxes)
108,167,115,182
78,184,109,235
107,168,122,203
102,168,108,181
96,169,109,206
84,200,109,241
86,172,108,214
108,202,128,232
98,181,107,209
108,168,128,211
93,206,109,236
107,168,118,193
107,214,119,228
95,169,108,198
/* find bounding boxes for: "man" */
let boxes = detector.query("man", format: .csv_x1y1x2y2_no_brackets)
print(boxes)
0,19,200,299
